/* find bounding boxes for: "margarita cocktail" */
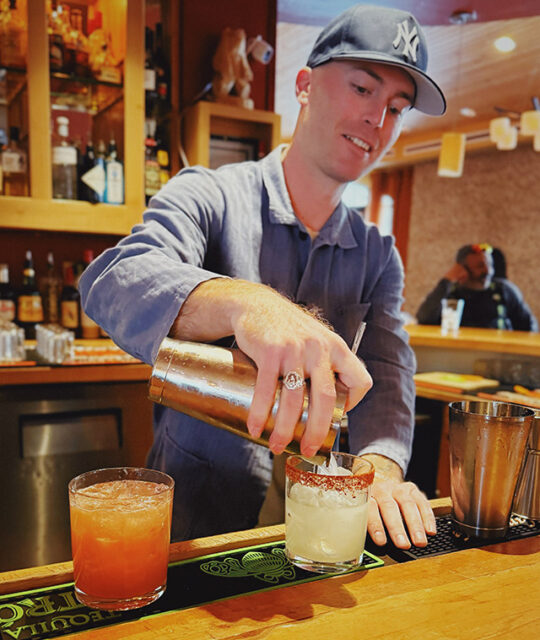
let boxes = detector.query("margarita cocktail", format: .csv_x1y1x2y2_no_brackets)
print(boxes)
285,453,374,573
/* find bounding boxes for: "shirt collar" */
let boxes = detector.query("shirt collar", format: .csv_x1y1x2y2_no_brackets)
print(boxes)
261,145,358,249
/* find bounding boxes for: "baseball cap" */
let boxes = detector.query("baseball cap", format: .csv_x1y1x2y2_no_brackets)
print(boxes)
306,4,446,116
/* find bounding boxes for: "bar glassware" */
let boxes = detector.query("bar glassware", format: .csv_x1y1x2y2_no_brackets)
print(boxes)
69,467,174,610
441,298,464,336
285,453,374,573
448,401,534,538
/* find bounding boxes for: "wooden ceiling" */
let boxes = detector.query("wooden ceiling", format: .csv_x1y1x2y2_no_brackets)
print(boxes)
275,0,540,155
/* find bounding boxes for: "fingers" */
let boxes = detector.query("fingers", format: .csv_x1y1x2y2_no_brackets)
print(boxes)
269,360,305,455
369,481,437,549
247,359,280,439
301,359,336,457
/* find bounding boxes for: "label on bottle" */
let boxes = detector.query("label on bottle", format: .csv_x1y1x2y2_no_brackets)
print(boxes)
80,309,100,339
61,300,79,329
0,299,16,321
18,295,44,323
145,161,161,197
2,149,27,174
52,146,77,165
81,163,106,197
144,68,156,91
106,160,124,204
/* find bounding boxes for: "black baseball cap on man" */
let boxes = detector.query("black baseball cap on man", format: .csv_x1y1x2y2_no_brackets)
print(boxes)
306,4,446,116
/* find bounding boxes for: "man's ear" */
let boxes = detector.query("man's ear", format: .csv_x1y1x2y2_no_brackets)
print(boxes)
295,66,312,106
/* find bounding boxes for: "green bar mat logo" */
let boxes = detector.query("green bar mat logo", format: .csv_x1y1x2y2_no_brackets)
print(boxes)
0,542,383,639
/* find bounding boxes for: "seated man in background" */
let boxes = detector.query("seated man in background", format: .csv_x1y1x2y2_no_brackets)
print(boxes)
416,244,537,331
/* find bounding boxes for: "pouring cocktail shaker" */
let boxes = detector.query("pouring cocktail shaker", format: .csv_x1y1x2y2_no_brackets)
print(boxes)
148,338,348,456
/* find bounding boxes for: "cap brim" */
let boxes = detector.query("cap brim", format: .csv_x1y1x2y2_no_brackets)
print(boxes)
321,52,446,116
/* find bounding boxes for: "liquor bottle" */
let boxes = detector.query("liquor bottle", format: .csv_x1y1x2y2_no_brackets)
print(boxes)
1,126,28,196
0,0,26,69
47,6,65,72
52,116,78,199
144,27,157,117
17,250,44,339
0,263,16,322
78,141,98,202
144,120,160,203
154,23,170,112
75,249,100,339
60,262,80,335
80,140,106,203
39,252,61,324
105,139,124,204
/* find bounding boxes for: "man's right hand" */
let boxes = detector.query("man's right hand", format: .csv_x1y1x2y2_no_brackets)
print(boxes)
444,263,469,285
172,278,372,457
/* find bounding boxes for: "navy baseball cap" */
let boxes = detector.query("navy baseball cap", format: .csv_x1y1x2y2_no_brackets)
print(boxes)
306,4,446,116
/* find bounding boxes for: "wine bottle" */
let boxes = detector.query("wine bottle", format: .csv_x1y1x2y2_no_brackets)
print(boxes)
76,249,100,339
0,263,16,322
60,262,80,335
17,250,44,339
39,252,61,324
2,126,28,196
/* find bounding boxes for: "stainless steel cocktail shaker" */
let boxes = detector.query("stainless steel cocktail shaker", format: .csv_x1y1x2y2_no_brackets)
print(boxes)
148,338,348,456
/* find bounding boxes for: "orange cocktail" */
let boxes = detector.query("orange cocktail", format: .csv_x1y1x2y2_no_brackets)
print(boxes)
69,467,174,610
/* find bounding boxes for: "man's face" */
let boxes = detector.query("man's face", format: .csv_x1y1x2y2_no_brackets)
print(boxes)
462,252,494,290
295,60,415,183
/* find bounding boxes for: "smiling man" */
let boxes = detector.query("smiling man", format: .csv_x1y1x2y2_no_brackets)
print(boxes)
80,4,447,549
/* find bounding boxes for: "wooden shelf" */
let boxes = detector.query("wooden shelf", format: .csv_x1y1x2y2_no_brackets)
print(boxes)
0,0,145,236
184,101,281,167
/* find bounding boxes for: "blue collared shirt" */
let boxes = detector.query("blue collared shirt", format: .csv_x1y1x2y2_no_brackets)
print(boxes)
79,146,416,540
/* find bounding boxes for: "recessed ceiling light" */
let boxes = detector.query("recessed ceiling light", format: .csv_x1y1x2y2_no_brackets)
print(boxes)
460,107,476,118
494,36,516,52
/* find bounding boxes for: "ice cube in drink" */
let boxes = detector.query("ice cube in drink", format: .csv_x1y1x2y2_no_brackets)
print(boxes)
69,468,174,610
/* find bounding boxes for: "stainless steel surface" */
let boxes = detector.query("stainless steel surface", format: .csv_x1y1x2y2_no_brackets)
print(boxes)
22,413,120,458
448,400,534,539
0,381,153,572
512,409,540,519
148,338,347,456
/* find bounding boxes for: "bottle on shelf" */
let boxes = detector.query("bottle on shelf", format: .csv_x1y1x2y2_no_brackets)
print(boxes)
39,251,61,324
0,0,27,69
1,126,28,196
144,120,160,203
154,23,170,113
0,263,16,322
155,125,170,188
47,5,65,72
17,250,44,340
144,26,157,118
105,138,124,204
60,261,80,335
75,249,100,339
52,116,78,199
80,139,106,203
78,141,98,202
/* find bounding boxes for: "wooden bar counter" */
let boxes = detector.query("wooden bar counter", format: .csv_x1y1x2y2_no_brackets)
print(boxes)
1,500,539,639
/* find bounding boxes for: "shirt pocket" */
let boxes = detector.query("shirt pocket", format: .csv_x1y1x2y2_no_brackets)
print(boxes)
332,302,372,349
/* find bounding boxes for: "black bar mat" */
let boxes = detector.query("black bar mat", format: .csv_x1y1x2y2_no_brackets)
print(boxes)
0,541,383,640
373,514,540,563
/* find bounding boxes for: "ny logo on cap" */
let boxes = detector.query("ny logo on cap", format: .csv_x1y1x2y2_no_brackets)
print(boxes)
392,20,419,62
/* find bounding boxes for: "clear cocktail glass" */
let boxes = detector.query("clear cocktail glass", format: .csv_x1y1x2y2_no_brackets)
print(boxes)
68,467,174,610
285,453,374,573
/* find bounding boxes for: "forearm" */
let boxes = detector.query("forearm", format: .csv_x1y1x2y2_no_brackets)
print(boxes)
169,278,289,342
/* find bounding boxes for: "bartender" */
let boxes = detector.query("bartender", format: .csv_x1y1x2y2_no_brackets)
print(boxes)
79,4,446,549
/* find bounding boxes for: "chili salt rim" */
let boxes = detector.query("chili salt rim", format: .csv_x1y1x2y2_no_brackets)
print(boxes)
285,455,374,492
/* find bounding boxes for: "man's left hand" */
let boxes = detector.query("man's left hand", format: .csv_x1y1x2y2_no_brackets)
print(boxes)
362,453,437,549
